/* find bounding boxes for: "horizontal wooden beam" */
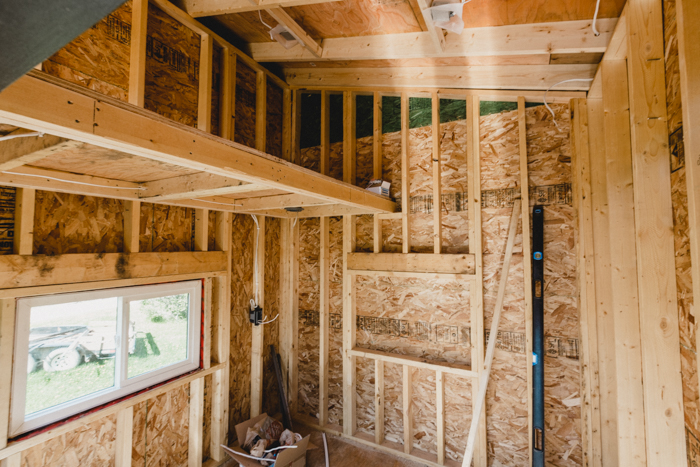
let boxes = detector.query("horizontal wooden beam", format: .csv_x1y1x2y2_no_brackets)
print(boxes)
250,19,616,62
347,252,475,274
285,64,597,90
258,203,386,218
266,7,323,58
139,172,266,201
183,0,341,16
0,251,227,289
0,73,396,214
233,193,331,210
349,347,476,378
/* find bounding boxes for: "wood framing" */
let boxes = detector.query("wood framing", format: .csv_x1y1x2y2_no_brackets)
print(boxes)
342,214,357,436
251,215,265,418
0,300,14,450
13,188,34,256
198,34,213,133
626,0,686,462
401,93,411,254
279,218,300,415
343,91,356,185
375,360,385,445
115,407,133,467
183,0,343,16
188,378,205,467
123,200,141,254
265,8,323,58
402,365,413,454
349,347,475,378
346,253,474,274
128,0,148,106
256,71,267,153
415,0,445,53
431,92,441,253
0,133,77,171
0,251,227,289
601,59,646,465
250,19,617,62
321,90,330,176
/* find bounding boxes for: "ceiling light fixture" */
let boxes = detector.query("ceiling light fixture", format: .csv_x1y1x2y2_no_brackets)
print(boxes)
424,0,471,35
258,11,301,49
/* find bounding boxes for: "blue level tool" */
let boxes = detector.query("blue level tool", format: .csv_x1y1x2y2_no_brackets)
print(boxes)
532,205,545,467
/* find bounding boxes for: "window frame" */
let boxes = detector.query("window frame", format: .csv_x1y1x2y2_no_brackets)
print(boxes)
10,280,202,437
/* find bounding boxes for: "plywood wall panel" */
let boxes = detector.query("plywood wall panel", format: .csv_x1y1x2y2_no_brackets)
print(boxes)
145,385,190,466
20,414,117,467
139,203,194,252
444,374,472,462
328,216,345,427
34,191,124,255
298,218,320,419
211,44,223,137
42,1,132,101
230,214,254,429
234,61,257,149
356,356,375,435
263,218,281,417
132,400,148,467
145,3,200,128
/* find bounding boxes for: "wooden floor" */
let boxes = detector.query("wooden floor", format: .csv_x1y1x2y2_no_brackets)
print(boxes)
221,425,426,467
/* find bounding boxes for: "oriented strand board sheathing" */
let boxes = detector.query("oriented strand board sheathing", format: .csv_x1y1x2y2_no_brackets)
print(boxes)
356,356,376,435
34,191,124,255
356,136,374,189
0,186,16,255
145,385,190,466
383,361,404,445
664,0,683,135
42,1,132,101
234,61,257,149
412,368,438,455
479,109,520,191
230,214,254,429
132,400,148,467
139,203,194,252
266,82,284,159
298,218,320,419
526,104,581,466
203,373,213,461
444,374,472,462
355,214,374,253
30,145,200,183
20,414,117,467
145,3,200,128
263,218,281,417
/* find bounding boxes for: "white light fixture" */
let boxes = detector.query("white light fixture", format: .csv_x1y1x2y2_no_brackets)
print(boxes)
424,0,469,35
270,24,301,49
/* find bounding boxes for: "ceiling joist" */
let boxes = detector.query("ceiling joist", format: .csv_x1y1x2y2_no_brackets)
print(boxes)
250,18,616,62
265,7,323,57
183,0,341,16
139,172,267,201
285,64,598,90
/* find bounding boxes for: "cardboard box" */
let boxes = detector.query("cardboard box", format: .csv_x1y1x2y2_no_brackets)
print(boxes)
366,179,391,198
222,413,309,467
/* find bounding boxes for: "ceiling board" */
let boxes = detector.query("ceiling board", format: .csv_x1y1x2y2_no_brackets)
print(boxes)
550,52,604,64
30,143,200,182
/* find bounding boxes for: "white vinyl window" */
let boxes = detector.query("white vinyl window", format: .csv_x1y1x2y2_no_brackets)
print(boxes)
10,280,201,436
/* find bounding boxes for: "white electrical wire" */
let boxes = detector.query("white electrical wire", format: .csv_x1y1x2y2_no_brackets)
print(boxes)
1,171,147,190
543,79,594,131
265,445,298,453
592,0,602,37
0,131,44,142
259,10,273,30
322,433,330,467
250,214,261,310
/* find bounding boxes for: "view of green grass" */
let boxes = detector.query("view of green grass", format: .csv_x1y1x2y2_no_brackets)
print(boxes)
25,295,190,416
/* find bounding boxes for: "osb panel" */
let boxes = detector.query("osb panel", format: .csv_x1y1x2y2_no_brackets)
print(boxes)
145,385,190,466
526,104,581,467
208,210,217,252
462,0,625,28
263,218,282,417
444,374,472,462
21,413,117,467
479,108,520,191
234,61,257,149
230,214,253,429
145,3,200,128
0,187,15,255
383,361,404,446
132,400,148,467
34,191,124,255
672,163,700,437
382,130,403,200
298,218,320,419
356,356,375,435
266,81,284,159
140,203,194,252
42,1,132,101
664,0,683,135
408,126,434,197
328,217,345,426
355,214,374,253
412,368,438,455
30,145,199,183
211,44,222,137
300,145,321,173
356,136,374,189
203,373,213,461
215,10,280,44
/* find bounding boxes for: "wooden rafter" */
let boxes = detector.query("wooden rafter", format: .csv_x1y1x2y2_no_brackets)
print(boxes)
250,18,616,62
183,0,342,16
265,7,323,58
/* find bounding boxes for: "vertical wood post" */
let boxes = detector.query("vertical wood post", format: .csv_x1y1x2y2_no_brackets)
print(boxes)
251,215,265,417
220,48,234,141
188,377,204,467
626,0,686,462
373,91,383,180
319,216,330,426
255,71,267,153
375,359,384,445
343,91,356,185
282,88,292,161
401,93,411,254
0,300,16,450
321,91,330,176
194,209,209,252
291,90,302,164
432,92,441,254
13,188,34,256
115,406,134,467
197,34,213,133
124,200,140,254
128,0,148,107
402,365,412,454
436,370,445,465
342,215,357,436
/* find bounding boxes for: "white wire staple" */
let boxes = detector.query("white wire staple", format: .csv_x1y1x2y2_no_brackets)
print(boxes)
1,171,147,190
592,0,602,37
543,78,594,132
0,131,44,142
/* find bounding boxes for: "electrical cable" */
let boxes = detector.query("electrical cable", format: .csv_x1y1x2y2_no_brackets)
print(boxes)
1,171,147,190
323,433,330,467
543,78,594,131
259,10,273,30
264,445,298,453
250,214,261,309
592,0,602,37
0,131,44,142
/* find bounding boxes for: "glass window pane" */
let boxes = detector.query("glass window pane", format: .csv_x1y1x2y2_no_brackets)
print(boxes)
26,298,118,415
128,294,190,379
